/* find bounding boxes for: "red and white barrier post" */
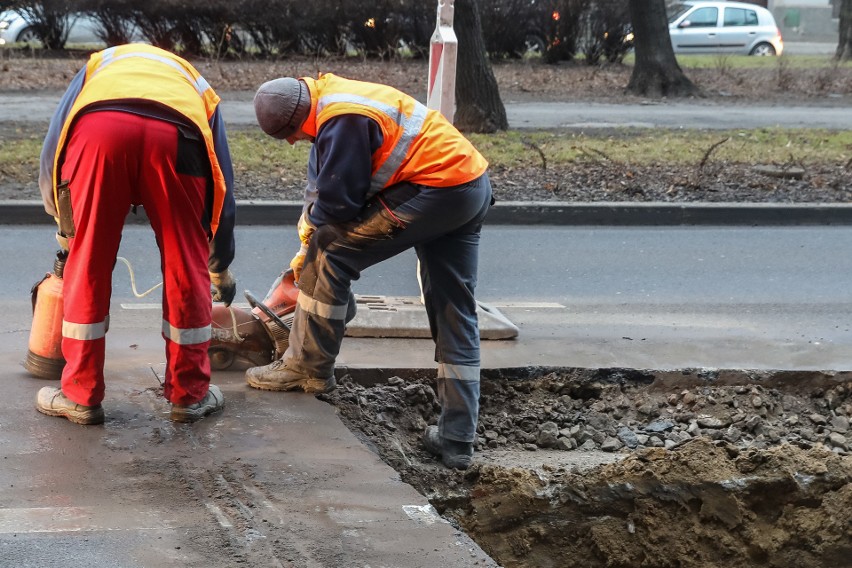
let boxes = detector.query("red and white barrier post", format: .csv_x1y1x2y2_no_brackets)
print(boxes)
427,0,458,123
419,1,458,301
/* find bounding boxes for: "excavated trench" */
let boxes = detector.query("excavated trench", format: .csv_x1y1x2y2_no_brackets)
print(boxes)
319,368,852,568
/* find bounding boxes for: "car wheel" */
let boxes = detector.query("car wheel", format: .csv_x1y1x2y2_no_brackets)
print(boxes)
750,42,776,56
523,33,546,57
15,26,41,46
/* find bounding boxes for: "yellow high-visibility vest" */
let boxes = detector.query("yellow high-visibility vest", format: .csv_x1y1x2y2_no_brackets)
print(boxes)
52,44,228,234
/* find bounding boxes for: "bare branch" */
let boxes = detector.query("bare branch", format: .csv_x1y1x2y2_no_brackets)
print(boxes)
698,137,730,172
690,137,730,188
576,146,615,164
521,138,547,171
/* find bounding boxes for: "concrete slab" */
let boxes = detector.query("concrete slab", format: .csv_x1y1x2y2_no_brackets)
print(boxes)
0,303,497,567
346,296,519,339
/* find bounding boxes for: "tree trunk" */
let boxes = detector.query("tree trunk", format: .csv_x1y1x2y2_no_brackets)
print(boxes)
838,0,852,60
453,0,508,133
626,0,698,98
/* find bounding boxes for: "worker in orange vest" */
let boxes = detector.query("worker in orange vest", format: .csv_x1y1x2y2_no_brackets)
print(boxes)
250,73,492,470
36,44,237,425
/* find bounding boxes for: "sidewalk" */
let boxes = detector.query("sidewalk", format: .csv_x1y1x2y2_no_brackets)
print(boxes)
0,302,499,567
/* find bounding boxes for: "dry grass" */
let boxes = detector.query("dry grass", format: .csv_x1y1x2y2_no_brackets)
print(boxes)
1,50,850,204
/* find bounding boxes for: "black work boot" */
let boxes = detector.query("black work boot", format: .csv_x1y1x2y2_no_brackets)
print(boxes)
245,359,336,393
422,425,474,470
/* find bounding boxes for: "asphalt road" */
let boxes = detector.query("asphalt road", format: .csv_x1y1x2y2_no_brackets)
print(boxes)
1,94,849,130
5,223,852,370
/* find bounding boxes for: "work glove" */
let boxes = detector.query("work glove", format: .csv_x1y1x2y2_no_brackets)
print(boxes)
289,244,308,283
210,269,237,306
55,231,69,252
297,209,316,247
291,209,316,283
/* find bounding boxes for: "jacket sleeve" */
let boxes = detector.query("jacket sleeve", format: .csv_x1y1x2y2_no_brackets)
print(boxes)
207,105,236,273
38,66,86,218
308,114,383,226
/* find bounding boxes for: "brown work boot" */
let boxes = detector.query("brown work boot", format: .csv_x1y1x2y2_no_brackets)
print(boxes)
36,387,105,425
170,385,225,423
245,359,335,393
422,425,474,470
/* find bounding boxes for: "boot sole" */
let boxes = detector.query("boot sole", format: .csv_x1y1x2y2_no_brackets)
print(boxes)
36,405,104,425
171,404,224,423
443,456,473,470
246,377,336,393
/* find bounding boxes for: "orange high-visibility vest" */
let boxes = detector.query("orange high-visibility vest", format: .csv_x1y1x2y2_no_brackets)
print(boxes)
52,44,228,234
301,73,488,199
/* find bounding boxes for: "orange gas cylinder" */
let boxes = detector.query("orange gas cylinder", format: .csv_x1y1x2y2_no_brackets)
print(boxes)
24,251,67,380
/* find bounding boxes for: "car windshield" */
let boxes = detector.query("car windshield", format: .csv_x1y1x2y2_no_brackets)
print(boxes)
667,3,692,23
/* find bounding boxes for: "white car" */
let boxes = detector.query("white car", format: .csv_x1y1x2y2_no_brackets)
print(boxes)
668,1,784,56
0,10,104,46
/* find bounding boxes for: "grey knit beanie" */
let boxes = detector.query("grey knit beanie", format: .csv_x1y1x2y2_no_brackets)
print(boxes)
253,78,311,139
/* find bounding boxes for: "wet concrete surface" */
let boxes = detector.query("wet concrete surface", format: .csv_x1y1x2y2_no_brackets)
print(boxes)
1,303,497,567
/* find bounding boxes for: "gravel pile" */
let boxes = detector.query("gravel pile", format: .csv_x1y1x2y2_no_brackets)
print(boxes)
323,370,852,460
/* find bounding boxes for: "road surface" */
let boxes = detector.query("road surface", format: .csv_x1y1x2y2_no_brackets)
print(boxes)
0,94,849,130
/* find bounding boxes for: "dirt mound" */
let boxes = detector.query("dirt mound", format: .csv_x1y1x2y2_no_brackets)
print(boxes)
320,370,852,567
462,440,851,568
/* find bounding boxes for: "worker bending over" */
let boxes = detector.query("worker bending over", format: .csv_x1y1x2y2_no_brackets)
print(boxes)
36,44,237,425
250,73,492,469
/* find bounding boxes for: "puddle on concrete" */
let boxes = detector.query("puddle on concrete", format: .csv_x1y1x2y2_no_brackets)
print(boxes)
321,368,852,567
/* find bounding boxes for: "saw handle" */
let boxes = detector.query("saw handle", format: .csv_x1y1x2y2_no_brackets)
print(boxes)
244,289,291,331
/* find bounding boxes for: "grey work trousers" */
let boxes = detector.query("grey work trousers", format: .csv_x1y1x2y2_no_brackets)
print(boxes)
284,173,492,442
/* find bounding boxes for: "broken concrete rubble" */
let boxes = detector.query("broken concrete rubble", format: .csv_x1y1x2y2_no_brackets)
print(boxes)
321,368,852,567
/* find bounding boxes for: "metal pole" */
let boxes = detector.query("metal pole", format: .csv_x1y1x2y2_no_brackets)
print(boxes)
427,0,458,123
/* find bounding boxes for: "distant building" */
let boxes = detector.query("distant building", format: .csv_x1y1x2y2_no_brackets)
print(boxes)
768,0,839,42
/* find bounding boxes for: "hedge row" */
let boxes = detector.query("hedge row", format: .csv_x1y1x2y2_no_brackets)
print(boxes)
6,0,632,63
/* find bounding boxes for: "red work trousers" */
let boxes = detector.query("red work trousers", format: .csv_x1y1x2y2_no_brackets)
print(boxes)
59,111,212,407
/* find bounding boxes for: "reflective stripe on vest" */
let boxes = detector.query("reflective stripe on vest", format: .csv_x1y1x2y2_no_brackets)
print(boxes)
297,291,350,321
162,320,212,345
63,319,107,341
96,47,211,97
316,92,428,200
437,363,481,383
